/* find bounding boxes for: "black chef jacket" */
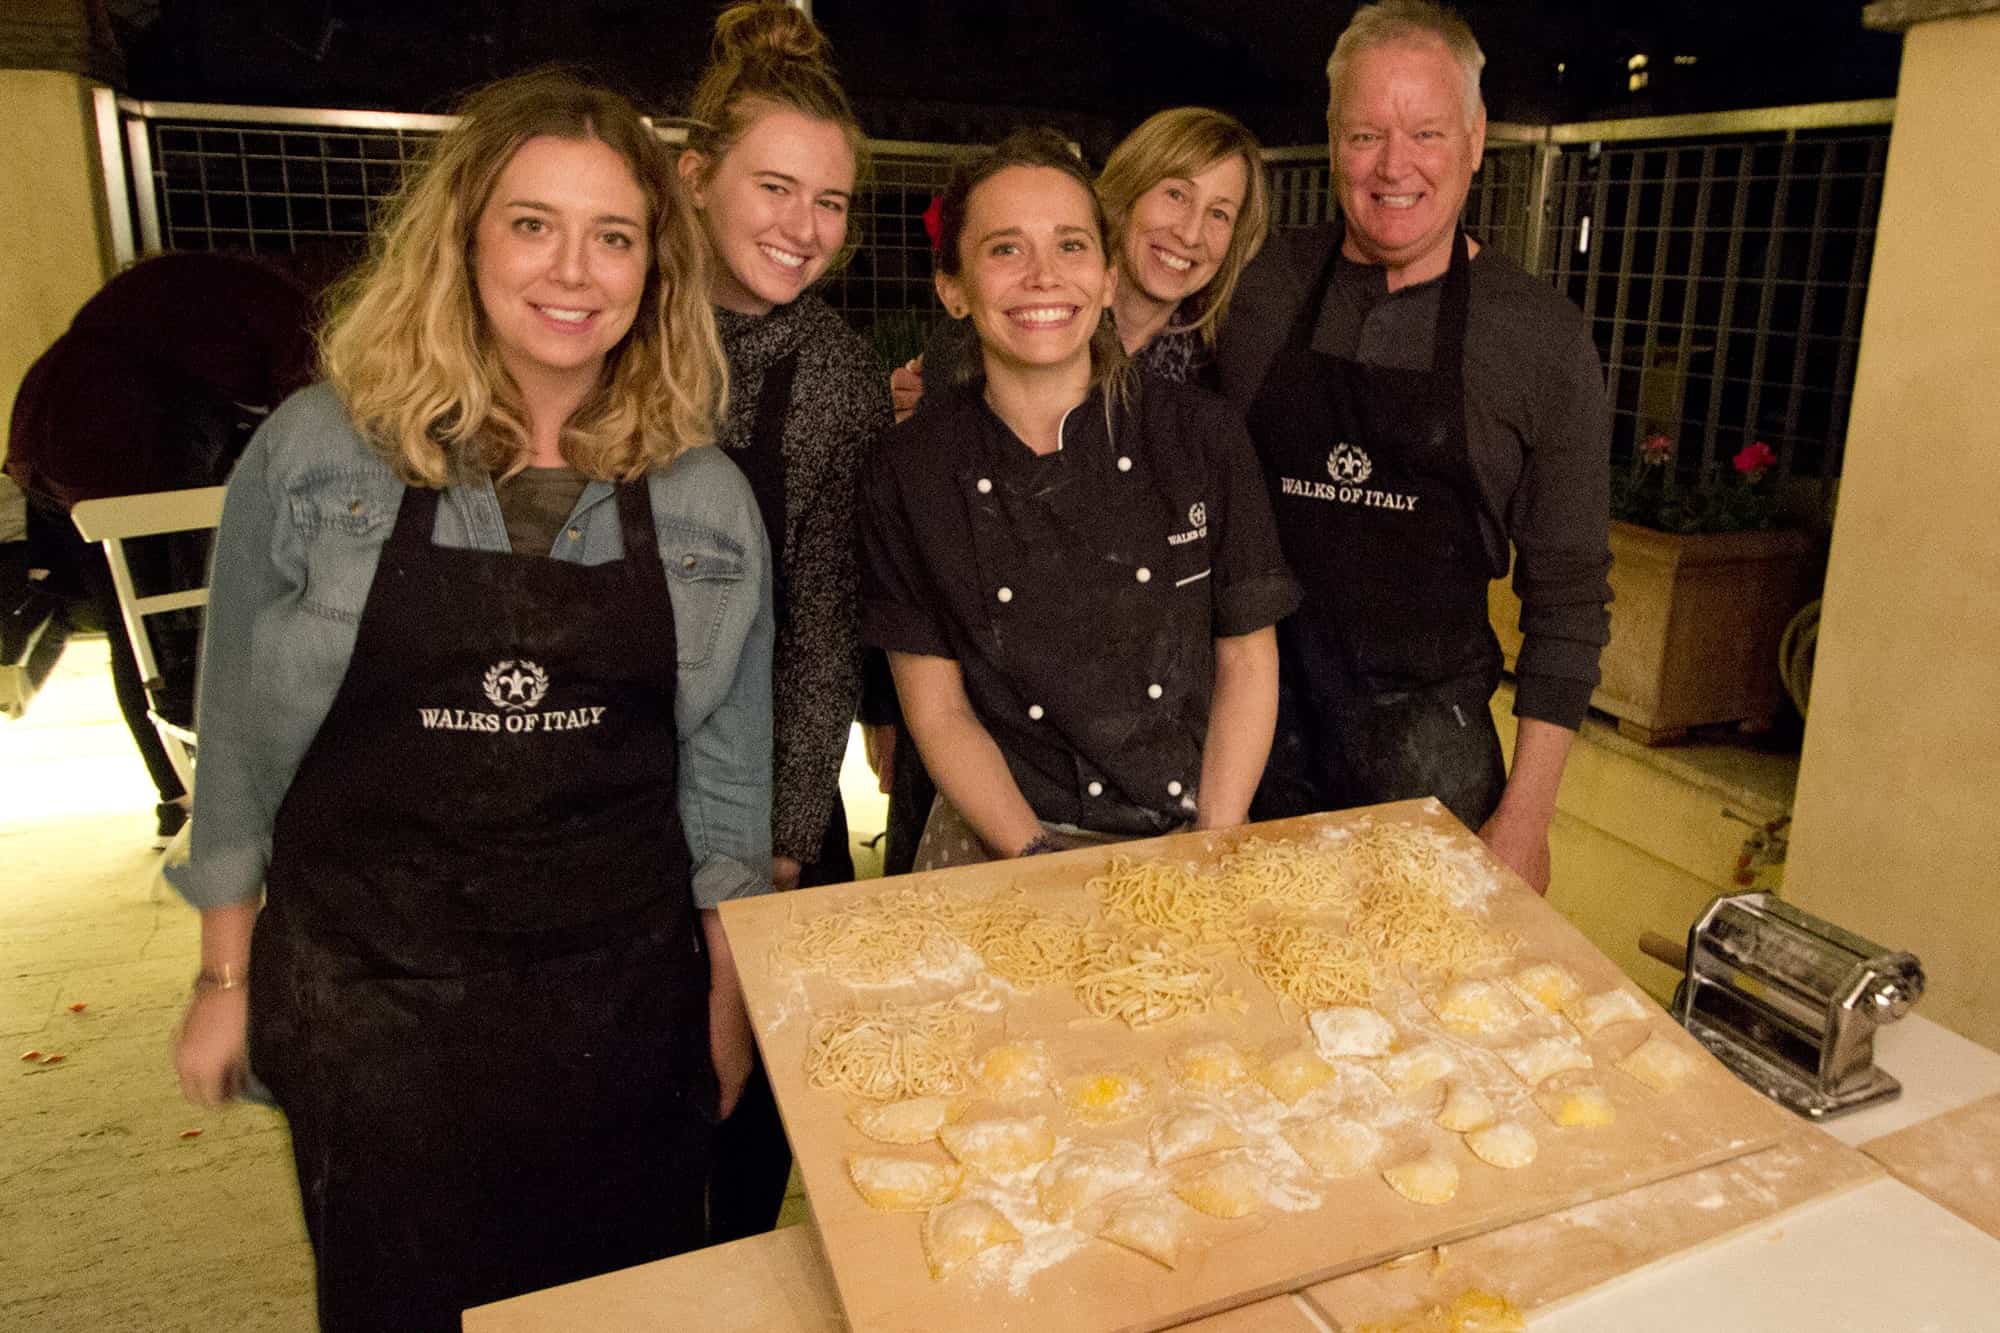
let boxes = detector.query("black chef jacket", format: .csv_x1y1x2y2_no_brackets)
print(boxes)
861,374,1299,835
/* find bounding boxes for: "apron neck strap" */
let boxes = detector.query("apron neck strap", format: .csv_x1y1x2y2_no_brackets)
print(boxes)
389,482,442,552
612,478,665,581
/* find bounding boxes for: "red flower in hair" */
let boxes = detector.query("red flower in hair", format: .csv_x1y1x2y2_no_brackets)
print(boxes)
921,194,944,254
1732,441,1778,476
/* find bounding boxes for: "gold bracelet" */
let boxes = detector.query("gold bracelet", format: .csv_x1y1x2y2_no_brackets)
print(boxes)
193,963,248,992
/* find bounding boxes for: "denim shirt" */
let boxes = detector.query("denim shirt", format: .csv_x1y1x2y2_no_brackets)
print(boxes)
174,383,774,913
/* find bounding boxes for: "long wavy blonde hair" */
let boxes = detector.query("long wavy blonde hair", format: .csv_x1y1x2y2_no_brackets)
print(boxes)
1095,107,1270,350
321,71,725,485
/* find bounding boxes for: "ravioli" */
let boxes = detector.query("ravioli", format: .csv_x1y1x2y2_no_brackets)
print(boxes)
1535,1084,1617,1128
1500,1036,1593,1087
1464,1120,1539,1169
1428,979,1524,1036
1617,1033,1698,1092
1282,1116,1382,1176
1149,1106,1244,1166
1060,1068,1150,1124
1567,988,1652,1038
849,1096,954,1145
1098,1196,1185,1269
1172,1154,1267,1219
1382,1153,1460,1205
1379,1042,1458,1095
847,1154,963,1212
1169,1040,1250,1093
938,1116,1056,1177
1257,1046,1339,1104
1308,1005,1396,1058
1436,1081,1498,1133
922,1199,1021,1279
1036,1144,1148,1222
974,1041,1051,1100
1506,962,1584,1015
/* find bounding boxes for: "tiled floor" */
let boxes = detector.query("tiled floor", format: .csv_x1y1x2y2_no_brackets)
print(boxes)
0,636,888,1329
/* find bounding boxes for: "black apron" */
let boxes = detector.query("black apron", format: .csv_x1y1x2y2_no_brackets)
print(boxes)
1247,228,1505,830
962,396,1210,837
723,349,854,884
248,480,715,1332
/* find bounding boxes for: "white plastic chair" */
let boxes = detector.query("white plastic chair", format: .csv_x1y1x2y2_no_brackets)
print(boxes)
70,486,226,794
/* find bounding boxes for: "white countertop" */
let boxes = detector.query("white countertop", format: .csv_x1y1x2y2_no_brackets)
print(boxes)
1818,1014,2000,1147
1529,1177,2000,1332
1529,1015,2000,1331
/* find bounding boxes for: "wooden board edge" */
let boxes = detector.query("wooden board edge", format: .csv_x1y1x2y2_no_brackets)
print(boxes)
1301,1130,1883,1329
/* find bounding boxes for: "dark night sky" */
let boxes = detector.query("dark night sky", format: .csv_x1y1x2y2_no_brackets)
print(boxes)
121,1,1902,151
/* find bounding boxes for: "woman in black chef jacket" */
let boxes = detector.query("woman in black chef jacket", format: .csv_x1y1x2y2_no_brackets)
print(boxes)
860,129,1299,867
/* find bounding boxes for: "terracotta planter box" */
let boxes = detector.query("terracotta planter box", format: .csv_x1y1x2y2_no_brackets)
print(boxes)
1488,521,1819,745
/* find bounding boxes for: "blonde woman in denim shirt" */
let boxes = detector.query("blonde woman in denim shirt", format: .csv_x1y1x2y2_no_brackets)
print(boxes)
168,73,773,1331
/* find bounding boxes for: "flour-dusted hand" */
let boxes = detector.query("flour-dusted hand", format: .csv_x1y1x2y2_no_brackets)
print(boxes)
1478,802,1553,895
175,983,248,1109
702,909,755,1118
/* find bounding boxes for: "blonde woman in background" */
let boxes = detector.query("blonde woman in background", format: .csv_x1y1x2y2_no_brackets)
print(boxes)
170,72,772,1330
677,0,892,1241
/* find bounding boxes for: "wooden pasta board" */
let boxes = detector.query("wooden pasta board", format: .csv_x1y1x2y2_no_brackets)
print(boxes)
720,799,1798,1333
1860,1092,2000,1240
463,1225,845,1333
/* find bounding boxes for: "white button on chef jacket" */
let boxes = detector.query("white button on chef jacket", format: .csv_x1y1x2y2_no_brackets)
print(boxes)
997,586,1013,603
1086,781,1103,797
1135,567,1151,583
1117,456,1132,472
976,477,992,494
1167,780,1183,797
1027,704,1044,720
1147,683,1163,699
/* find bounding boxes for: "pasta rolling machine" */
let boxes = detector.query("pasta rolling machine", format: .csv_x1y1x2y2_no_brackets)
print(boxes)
1673,892,1923,1119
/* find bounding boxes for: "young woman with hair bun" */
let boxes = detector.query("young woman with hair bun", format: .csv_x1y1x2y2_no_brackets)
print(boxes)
861,128,1298,873
169,71,772,1329
677,0,892,1241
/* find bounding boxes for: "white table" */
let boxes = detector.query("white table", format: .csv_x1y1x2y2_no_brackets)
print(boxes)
1529,1017,2000,1331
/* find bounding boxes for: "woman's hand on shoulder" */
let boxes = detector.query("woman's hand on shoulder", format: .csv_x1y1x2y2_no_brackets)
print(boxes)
889,355,924,424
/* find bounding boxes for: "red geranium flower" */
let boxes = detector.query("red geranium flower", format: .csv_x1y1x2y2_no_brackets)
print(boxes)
1733,441,1777,475
1639,433,1672,465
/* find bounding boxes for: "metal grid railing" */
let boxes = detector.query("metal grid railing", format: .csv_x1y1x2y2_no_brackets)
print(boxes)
1544,128,1887,487
144,116,436,253
114,99,1892,485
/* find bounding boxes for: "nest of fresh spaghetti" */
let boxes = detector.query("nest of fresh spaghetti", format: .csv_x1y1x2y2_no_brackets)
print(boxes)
783,823,1515,1055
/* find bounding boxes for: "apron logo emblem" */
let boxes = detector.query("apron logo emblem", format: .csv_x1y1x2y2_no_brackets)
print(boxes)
482,659,550,712
1327,443,1374,486
1168,500,1210,547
